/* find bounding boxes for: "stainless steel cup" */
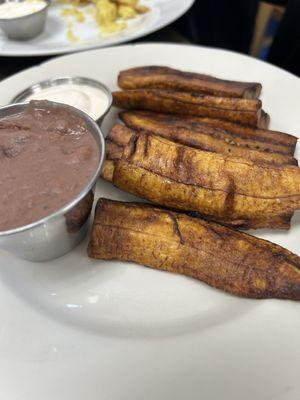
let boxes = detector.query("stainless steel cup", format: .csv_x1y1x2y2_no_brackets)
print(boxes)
0,0,50,40
12,76,113,124
0,101,106,262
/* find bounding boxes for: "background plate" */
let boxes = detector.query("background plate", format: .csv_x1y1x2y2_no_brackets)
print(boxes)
0,0,194,56
0,44,299,400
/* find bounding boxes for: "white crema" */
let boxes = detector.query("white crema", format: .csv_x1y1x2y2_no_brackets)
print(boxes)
25,84,110,120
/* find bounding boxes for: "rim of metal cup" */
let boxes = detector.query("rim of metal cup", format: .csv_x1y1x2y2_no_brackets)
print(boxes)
12,76,113,122
0,0,51,22
0,101,105,237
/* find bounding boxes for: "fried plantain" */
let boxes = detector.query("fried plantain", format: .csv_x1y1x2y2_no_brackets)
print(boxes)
182,114,297,153
101,159,115,182
113,89,262,127
101,163,293,230
88,198,300,300
108,124,133,147
106,139,124,160
118,66,262,99
101,132,300,229
120,111,296,155
118,113,297,165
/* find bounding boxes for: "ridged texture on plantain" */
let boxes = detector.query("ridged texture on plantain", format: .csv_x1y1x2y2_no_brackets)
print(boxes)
178,114,297,152
113,89,262,127
101,131,300,229
120,111,296,154
118,66,262,99
88,198,300,300
118,113,297,165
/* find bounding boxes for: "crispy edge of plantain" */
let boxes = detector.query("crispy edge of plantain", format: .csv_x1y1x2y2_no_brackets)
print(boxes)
119,111,297,154
118,115,297,165
113,90,262,127
118,66,262,99
88,198,300,300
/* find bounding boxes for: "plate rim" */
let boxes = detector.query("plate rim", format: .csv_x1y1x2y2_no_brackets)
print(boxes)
1,42,300,400
2,41,300,85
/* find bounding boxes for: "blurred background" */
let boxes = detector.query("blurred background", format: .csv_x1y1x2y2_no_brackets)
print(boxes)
173,0,300,76
1,0,299,79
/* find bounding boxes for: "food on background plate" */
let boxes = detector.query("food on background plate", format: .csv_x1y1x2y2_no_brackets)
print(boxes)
113,90,263,127
88,199,300,300
61,7,85,22
0,100,99,231
119,112,297,165
61,0,149,36
96,0,126,33
102,0,149,14
118,66,262,99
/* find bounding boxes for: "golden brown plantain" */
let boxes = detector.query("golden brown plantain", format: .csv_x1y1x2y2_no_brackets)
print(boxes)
106,139,124,160
118,66,262,99
113,89,262,127
120,111,297,155
101,132,300,229
108,124,133,147
101,159,115,182
101,160,292,230
118,114,297,166
184,114,297,153
88,198,300,300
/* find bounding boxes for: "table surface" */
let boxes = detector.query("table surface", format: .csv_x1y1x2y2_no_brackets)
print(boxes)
0,27,188,82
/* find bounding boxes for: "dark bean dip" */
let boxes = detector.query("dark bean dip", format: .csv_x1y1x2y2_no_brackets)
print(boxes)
0,100,99,231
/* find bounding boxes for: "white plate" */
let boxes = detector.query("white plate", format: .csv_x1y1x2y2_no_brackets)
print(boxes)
0,0,194,57
0,44,300,400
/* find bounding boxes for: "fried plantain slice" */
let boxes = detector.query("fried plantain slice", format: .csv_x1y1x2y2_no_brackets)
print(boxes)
101,159,293,230
118,114,297,165
101,132,300,229
182,114,297,153
113,89,262,127
120,111,297,154
88,198,300,300
118,66,262,99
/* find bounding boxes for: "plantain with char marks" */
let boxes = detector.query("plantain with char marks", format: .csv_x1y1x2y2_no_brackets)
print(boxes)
118,66,262,99
102,130,300,229
113,89,263,127
88,198,300,300
120,111,297,154
119,113,297,165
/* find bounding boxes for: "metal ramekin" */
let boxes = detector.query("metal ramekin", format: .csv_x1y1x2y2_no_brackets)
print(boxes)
12,76,113,123
0,0,50,40
0,101,105,262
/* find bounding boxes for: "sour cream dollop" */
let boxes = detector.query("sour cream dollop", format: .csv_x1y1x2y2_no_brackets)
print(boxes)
0,1,47,19
24,83,110,121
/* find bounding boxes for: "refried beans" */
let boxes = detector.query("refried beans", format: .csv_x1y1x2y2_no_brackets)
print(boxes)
0,100,99,231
